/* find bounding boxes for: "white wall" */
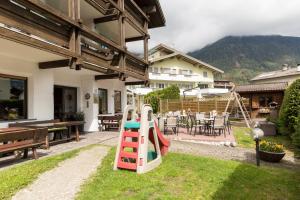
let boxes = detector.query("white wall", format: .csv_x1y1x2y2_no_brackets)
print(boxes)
0,54,128,131
95,79,127,114
0,55,54,128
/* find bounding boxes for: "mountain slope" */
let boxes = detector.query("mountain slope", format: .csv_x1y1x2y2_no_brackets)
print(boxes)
189,35,300,83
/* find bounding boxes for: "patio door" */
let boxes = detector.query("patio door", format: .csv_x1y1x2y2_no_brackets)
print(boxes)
98,88,108,114
114,90,122,113
54,85,77,120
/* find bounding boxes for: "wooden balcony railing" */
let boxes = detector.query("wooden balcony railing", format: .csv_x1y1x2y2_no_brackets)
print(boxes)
0,0,149,81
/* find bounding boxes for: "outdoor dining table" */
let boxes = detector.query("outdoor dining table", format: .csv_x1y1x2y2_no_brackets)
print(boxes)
25,121,84,148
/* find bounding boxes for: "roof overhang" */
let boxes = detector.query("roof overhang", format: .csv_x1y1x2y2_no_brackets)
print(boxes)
133,0,165,28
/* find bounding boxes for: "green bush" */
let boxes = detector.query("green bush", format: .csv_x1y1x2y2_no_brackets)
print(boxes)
144,85,180,113
291,113,300,148
278,79,300,135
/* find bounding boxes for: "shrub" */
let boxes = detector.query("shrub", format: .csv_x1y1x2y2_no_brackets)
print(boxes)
144,85,180,113
278,79,300,135
259,140,284,153
291,112,300,148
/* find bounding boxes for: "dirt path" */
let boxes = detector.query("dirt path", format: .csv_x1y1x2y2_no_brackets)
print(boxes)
12,146,109,200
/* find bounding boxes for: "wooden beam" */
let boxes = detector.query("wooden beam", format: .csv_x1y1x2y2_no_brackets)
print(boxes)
125,35,145,42
39,59,72,69
95,73,120,80
125,81,147,86
94,13,119,24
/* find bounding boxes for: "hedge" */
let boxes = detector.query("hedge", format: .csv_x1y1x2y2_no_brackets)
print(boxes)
278,79,300,136
144,85,180,113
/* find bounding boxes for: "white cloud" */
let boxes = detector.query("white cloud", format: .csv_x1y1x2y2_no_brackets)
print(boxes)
147,0,300,53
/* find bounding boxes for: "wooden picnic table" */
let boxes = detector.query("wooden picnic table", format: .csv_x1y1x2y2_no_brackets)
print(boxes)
25,121,84,148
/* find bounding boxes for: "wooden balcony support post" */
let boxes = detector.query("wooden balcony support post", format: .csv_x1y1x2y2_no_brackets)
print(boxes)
69,0,81,69
118,0,126,73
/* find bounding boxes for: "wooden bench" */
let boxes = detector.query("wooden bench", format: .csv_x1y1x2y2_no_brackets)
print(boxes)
98,115,123,131
0,128,48,160
9,120,69,148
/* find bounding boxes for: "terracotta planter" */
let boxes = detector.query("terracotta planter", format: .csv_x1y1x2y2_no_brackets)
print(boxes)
259,150,285,162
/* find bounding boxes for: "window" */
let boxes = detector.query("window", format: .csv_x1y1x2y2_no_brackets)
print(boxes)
158,83,165,89
203,71,208,78
259,97,266,107
161,68,170,74
170,69,177,75
198,84,208,89
259,96,273,107
180,70,192,76
98,88,108,114
114,91,122,113
152,67,159,74
0,74,27,121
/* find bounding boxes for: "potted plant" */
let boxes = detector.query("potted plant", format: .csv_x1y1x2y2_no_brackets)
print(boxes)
259,140,285,162
73,112,85,132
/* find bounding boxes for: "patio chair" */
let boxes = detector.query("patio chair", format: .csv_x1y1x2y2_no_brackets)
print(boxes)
194,113,206,135
222,112,231,134
209,116,226,137
164,117,178,135
186,114,194,135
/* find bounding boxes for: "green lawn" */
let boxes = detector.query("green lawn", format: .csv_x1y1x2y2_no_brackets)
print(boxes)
77,149,300,200
0,145,97,200
233,127,298,156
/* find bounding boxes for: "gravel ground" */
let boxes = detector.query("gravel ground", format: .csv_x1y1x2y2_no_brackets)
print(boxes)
169,140,300,170
12,146,109,200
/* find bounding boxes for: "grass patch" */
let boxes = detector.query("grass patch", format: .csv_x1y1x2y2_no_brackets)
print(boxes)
233,127,297,155
77,148,300,200
0,144,98,200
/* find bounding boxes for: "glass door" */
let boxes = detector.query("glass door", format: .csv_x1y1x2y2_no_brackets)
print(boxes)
54,85,77,120
114,90,122,113
99,88,108,114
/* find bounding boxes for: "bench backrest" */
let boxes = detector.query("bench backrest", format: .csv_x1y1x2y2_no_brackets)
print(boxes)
9,119,60,127
0,129,35,143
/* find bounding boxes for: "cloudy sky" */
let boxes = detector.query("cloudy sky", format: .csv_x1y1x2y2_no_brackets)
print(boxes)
146,0,300,53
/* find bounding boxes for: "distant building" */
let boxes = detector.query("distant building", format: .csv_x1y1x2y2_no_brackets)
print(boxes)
130,44,226,98
235,64,300,119
251,64,300,85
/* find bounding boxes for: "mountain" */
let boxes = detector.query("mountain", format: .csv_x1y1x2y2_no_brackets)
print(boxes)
188,35,300,84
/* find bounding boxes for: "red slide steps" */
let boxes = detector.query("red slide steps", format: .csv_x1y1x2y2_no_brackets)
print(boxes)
117,131,139,171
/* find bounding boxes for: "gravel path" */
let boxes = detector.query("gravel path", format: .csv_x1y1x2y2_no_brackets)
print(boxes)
12,146,109,200
169,140,300,170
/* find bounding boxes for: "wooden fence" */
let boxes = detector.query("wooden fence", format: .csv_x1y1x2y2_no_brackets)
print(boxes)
160,96,249,114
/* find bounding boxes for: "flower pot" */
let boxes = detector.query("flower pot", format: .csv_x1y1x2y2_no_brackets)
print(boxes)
259,150,285,162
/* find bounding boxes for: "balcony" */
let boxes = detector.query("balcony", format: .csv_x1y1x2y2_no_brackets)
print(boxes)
149,72,214,83
0,0,151,80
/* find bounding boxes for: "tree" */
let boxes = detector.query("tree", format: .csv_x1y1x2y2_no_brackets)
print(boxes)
144,85,180,113
278,79,300,136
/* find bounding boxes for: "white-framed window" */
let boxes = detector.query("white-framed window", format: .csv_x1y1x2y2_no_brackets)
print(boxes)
170,69,177,75
161,68,170,74
180,69,192,76
203,71,208,78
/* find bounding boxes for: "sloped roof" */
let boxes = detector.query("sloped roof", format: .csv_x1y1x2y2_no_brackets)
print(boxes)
149,44,224,73
133,0,165,28
251,67,300,81
235,82,288,93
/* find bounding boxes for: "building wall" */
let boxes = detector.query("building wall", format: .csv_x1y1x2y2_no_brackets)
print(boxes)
252,75,300,85
0,54,127,131
149,57,214,90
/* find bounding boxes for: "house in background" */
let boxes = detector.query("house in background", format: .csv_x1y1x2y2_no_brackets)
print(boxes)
236,64,300,119
129,44,226,100
251,64,300,85
0,0,165,131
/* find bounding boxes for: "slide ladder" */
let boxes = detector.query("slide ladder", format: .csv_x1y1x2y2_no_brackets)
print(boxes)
114,104,170,174
117,131,139,170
